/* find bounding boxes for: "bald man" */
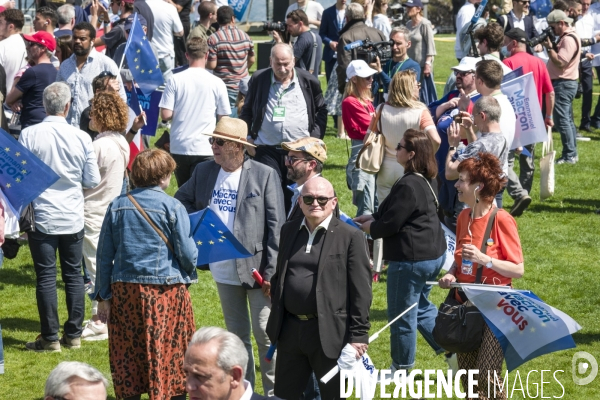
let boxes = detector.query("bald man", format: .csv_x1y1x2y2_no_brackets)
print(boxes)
266,177,372,400
240,43,327,213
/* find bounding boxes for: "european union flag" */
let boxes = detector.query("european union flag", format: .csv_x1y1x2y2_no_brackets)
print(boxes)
124,13,164,96
189,208,252,266
0,128,59,212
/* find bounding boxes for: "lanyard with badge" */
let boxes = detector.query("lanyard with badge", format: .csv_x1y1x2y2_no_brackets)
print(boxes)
387,59,407,78
272,72,293,122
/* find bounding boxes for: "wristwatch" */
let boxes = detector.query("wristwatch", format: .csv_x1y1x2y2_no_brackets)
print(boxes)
485,258,493,269
448,146,457,152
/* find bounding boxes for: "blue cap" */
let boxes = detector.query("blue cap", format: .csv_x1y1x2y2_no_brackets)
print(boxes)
402,0,423,7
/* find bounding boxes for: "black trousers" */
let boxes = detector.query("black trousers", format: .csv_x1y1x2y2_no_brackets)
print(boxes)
324,58,337,83
171,153,213,188
591,66,600,127
275,315,340,400
174,24,191,67
253,145,293,213
579,62,593,128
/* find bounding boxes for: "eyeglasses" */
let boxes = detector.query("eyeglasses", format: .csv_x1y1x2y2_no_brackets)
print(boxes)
209,137,228,146
455,70,474,77
97,70,116,79
396,143,407,151
285,155,309,164
302,195,336,206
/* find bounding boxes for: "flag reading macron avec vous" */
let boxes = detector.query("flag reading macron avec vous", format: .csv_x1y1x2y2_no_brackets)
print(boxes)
124,13,164,96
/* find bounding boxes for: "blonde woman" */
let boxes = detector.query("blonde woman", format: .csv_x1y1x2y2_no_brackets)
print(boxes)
376,70,440,201
404,0,437,103
342,59,378,216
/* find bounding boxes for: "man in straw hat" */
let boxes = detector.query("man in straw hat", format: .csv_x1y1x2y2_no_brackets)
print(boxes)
175,116,285,395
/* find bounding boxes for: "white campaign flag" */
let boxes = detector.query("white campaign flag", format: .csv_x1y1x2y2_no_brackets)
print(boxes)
462,286,581,369
501,72,548,149
440,223,456,272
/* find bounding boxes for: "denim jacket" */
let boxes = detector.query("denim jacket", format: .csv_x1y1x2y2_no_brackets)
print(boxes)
94,186,198,301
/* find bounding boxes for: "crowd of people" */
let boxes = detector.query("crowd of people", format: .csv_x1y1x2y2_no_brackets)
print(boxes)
0,0,595,399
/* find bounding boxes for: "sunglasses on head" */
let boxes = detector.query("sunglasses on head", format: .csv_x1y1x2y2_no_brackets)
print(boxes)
97,70,116,79
302,195,336,206
209,137,228,146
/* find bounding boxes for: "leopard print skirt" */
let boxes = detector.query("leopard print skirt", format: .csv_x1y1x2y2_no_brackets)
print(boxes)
109,282,195,400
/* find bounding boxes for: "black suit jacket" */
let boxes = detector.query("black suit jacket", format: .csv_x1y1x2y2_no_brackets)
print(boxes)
239,67,328,141
497,14,539,55
266,217,372,359
251,393,283,400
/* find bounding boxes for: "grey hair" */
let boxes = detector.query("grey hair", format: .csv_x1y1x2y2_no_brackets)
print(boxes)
45,362,108,398
390,26,410,41
57,4,75,26
43,82,71,116
189,327,248,377
474,96,501,123
270,42,294,58
346,3,365,21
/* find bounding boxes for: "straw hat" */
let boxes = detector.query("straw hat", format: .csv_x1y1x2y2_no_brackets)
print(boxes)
204,117,256,147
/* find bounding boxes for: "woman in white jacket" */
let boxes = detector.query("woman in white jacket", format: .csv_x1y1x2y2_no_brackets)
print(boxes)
81,90,131,341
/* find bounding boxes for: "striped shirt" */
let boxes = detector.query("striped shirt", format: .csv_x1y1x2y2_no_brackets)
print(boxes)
207,25,254,91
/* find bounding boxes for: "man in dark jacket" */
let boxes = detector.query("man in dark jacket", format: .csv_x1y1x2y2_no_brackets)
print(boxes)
319,0,346,82
336,2,386,94
240,43,327,213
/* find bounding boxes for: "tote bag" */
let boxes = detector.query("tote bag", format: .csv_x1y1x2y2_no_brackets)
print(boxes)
540,127,555,200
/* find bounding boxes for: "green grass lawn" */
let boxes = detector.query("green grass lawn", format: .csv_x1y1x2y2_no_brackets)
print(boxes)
1,37,600,399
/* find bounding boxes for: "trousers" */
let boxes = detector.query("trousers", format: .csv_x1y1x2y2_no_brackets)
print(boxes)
506,145,535,200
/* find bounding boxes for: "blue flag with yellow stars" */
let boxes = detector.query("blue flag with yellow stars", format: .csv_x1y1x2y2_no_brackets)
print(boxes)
0,128,59,212
189,208,252,266
124,13,164,96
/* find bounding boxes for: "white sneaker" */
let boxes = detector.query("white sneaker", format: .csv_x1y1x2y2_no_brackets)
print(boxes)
81,322,108,341
445,353,458,375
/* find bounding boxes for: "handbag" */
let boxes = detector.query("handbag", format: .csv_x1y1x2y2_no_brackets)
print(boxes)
355,103,386,174
540,127,555,200
432,208,498,353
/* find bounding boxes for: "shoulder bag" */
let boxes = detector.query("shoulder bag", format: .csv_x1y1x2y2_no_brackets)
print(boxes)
432,207,498,353
355,103,386,174
127,193,174,254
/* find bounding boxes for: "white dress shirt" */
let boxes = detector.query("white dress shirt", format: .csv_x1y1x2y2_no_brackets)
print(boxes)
19,116,101,234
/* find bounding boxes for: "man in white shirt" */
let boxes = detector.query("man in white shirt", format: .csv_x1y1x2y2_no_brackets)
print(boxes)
146,0,184,82
286,0,324,31
20,82,101,352
185,327,277,400
455,0,482,60
175,117,285,396
159,36,231,187
0,9,26,94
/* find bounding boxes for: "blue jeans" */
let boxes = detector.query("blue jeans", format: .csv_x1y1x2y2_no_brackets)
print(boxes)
29,229,85,341
227,88,238,118
347,139,376,217
387,254,446,369
553,79,578,160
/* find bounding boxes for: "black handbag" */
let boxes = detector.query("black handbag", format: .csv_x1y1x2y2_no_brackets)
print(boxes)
432,208,498,353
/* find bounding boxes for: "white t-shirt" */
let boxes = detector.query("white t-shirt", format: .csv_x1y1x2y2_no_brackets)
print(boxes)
286,1,324,31
0,33,26,91
159,67,231,155
146,0,184,58
209,167,242,285
455,3,475,59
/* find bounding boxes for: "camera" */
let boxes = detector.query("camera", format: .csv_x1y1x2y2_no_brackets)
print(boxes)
528,26,556,48
263,21,287,32
354,38,393,65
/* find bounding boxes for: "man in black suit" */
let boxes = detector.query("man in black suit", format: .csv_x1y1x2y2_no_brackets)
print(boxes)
184,326,282,400
319,0,346,82
496,0,539,53
267,177,372,400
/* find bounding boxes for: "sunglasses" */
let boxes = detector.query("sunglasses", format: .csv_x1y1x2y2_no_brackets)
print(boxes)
396,143,407,151
455,70,474,77
285,155,309,164
302,195,336,206
209,137,228,146
97,70,116,79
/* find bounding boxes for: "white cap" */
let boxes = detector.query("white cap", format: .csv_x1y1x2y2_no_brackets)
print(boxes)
451,57,479,73
346,60,378,81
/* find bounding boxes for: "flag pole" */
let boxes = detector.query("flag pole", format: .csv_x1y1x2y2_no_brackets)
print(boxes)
426,281,515,289
320,302,418,384
119,13,137,71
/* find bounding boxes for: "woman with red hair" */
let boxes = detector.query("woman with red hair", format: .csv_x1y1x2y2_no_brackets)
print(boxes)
439,152,524,399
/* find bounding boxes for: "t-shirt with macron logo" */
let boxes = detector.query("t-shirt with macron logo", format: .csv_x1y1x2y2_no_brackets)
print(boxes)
208,167,242,285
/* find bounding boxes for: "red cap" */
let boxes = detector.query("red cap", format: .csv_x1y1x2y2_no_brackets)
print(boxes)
0,6,6,13
22,31,56,52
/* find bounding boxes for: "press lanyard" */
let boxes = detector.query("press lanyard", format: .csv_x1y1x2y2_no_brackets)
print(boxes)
271,72,294,106
387,59,407,78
